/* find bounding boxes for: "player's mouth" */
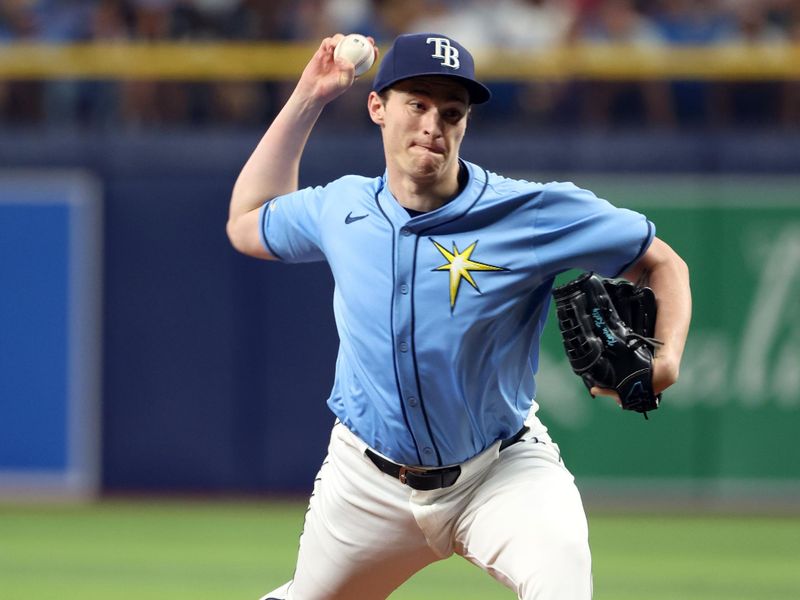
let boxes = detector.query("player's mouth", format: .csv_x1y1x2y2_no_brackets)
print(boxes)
411,143,445,155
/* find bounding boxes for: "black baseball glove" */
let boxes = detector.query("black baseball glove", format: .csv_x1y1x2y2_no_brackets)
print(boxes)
552,272,663,418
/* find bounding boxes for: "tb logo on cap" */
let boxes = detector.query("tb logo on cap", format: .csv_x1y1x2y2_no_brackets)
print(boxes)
426,37,460,69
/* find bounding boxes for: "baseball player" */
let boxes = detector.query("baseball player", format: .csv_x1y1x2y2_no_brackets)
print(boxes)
227,32,691,600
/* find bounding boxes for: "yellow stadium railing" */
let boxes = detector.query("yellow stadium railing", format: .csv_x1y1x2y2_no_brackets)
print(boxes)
0,42,799,81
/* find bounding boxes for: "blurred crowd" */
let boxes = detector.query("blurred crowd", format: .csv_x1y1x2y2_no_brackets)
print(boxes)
1,0,799,129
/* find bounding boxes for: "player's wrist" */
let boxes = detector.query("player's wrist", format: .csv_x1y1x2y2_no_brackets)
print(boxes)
284,86,328,125
652,353,680,393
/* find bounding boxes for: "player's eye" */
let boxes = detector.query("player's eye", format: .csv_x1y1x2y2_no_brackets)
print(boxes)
443,109,465,122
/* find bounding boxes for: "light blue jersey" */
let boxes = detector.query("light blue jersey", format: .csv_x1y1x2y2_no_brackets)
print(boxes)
260,160,654,467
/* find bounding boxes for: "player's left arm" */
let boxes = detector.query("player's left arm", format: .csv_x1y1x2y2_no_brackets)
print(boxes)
620,236,692,395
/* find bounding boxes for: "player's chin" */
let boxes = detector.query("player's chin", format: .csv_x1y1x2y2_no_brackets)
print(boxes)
408,153,446,178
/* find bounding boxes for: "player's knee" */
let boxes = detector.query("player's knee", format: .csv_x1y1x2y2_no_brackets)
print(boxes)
567,536,592,577
549,519,590,565
518,537,591,599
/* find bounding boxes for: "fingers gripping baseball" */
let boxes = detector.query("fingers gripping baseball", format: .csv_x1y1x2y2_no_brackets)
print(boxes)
298,34,378,104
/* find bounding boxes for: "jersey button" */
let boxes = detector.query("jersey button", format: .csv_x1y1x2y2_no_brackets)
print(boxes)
399,342,408,352
400,284,409,294
400,227,411,236
407,397,417,407
422,447,433,455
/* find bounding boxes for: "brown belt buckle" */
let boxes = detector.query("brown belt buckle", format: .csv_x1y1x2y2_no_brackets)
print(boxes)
398,466,422,485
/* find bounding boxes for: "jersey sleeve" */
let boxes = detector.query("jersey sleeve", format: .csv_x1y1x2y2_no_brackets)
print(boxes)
258,184,327,263
533,182,655,278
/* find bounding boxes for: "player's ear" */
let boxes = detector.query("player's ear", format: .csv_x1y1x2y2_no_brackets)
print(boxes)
367,91,385,126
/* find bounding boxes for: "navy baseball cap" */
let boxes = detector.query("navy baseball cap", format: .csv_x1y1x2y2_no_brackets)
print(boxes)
372,33,491,105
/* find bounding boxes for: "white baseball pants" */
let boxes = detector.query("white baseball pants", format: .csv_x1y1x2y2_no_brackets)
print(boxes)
260,421,592,599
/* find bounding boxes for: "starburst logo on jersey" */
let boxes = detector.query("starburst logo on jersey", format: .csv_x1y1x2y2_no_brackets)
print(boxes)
430,238,507,311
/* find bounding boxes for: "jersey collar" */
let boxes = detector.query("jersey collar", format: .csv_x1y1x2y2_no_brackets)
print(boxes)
376,159,488,233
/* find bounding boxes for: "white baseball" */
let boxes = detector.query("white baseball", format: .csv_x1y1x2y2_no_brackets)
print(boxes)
334,34,375,77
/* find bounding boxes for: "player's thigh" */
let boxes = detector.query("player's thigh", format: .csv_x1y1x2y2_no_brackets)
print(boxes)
289,424,440,600
454,438,592,600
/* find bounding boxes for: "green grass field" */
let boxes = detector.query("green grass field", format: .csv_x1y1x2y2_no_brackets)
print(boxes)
1,500,798,599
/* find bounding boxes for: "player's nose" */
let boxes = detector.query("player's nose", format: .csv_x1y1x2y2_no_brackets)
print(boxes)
420,108,444,137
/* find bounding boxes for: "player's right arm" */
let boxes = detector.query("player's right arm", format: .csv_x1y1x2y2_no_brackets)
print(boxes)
227,34,376,258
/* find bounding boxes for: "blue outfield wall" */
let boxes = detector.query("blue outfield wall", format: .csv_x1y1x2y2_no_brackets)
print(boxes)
0,172,102,497
2,126,799,495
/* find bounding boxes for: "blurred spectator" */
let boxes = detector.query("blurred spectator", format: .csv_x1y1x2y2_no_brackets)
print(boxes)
34,0,95,41
130,0,174,39
0,0,39,41
405,0,491,50
729,0,787,43
647,0,737,127
92,0,133,38
487,0,580,126
578,0,676,128
171,0,249,39
117,0,177,127
713,0,789,127
287,0,375,41
38,0,112,127
775,0,800,126
0,1,43,123
651,0,738,43
370,0,429,41
487,0,577,49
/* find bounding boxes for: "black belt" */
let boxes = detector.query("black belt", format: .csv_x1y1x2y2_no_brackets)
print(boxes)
365,426,529,491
